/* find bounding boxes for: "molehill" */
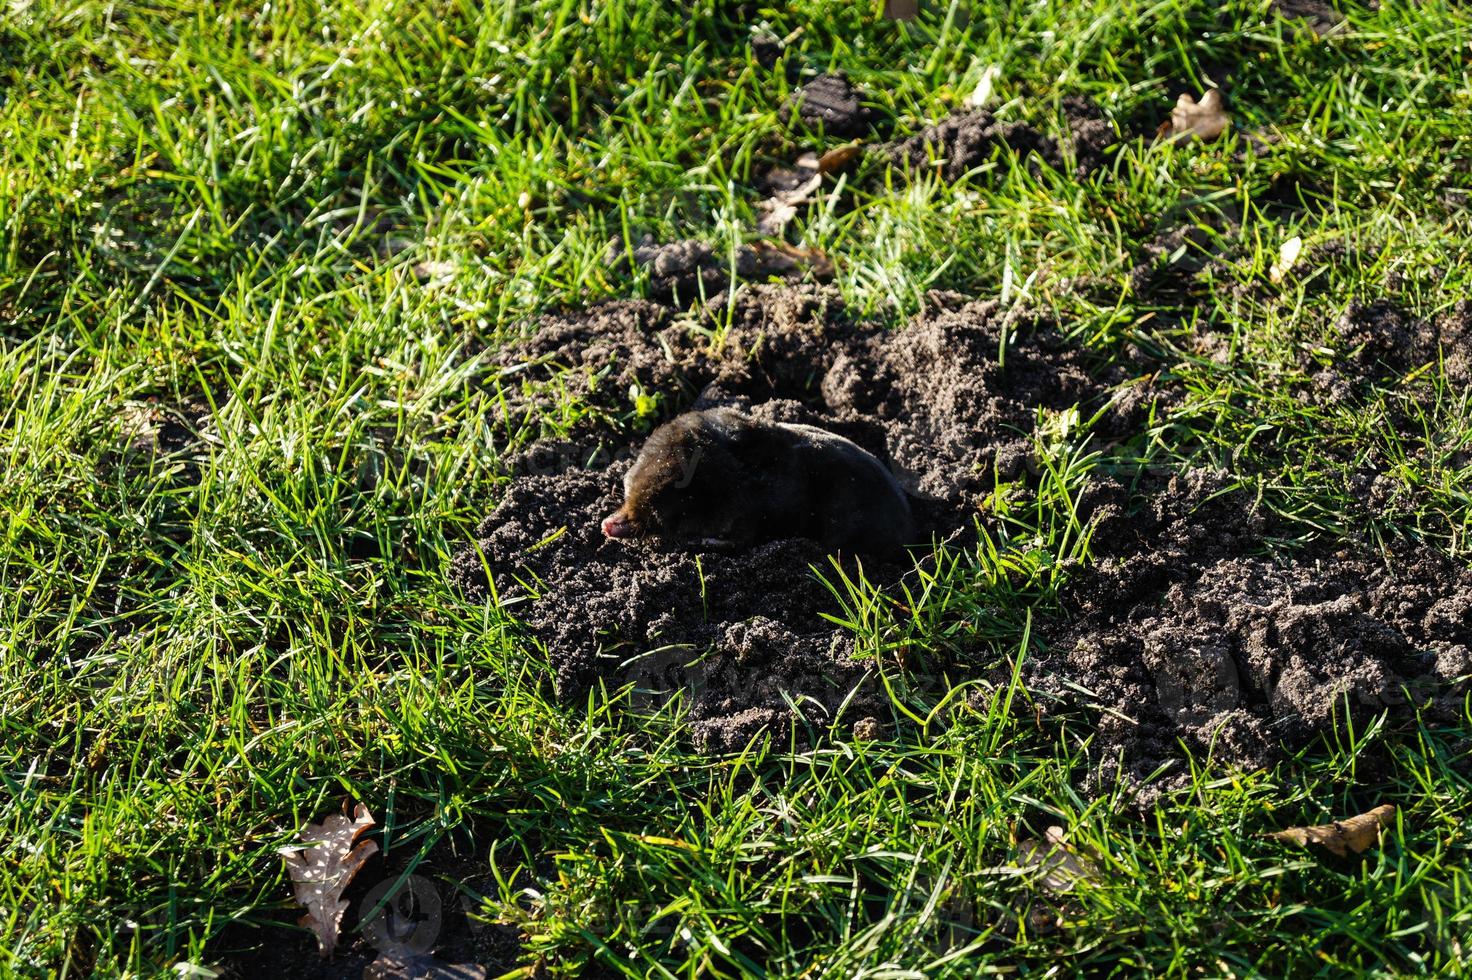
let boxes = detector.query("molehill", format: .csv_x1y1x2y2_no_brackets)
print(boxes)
450,284,1471,794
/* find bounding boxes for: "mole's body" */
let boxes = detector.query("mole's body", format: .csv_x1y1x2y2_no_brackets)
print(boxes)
601,408,914,553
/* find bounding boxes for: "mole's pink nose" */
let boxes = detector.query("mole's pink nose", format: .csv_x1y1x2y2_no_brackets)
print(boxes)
602,512,635,538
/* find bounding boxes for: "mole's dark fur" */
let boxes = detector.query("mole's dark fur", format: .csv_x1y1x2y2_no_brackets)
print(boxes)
602,408,914,553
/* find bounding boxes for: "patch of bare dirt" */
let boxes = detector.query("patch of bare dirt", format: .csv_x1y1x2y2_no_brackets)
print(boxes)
888,98,1117,182
1271,0,1346,35
1032,469,1472,802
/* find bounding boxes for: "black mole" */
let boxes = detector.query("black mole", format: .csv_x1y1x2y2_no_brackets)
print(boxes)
601,408,915,553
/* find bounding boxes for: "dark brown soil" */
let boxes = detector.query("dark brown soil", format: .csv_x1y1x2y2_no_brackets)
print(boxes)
1036,469,1471,801
889,98,1116,182
782,73,872,139
603,237,830,305
452,286,1144,750
456,283,1471,797
1271,0,1346,35
1330,298,1472,387
1291,299,1471,491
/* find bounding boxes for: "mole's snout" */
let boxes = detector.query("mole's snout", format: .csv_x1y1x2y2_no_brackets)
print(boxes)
601,511,637,539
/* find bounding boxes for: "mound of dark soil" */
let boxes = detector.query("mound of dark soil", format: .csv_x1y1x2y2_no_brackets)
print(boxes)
1032,469,1472,801
782,73,873,138
453,286,1145,749
455,462,881,750
486,286,845,441
604,238,829,305
1331,297,1472,386
889,98,1116,182
458,282,1469,796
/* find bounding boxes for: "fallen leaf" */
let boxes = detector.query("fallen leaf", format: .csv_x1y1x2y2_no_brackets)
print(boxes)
817,142,863,174
755,168,822,238
278,803,380,957
1269,235,1303,283
412,259,456,281
756,143,861,238
746,240,834,279
987,826,1105,934
1014,826,1100,895
966,65,1002,109
1158,89,1231,142
1269,804,1396,857
884,0,919,19
366,949,487,980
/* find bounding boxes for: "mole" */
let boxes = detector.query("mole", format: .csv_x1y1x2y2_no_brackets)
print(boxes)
600,408,915,553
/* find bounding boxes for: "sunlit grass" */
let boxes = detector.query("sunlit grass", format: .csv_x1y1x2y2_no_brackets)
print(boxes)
1,0,1470,976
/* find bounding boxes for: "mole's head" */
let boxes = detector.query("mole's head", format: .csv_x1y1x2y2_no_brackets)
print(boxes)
601,412,741,541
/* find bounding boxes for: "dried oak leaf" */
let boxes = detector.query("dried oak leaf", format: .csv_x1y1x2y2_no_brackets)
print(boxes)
989,826,1105,934
1268,804,1396,857
278,803,380,957
366,949,487,980
1014,826,1101,896
756,159,822,238
1158,89,1231,142
755,144,860,238
756,173,820,238
747,240,835,279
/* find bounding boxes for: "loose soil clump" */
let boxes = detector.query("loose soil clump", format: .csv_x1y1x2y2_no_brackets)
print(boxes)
782,73,873,139
604,238,829,305
889,98,1116,183
1035,469,1472,801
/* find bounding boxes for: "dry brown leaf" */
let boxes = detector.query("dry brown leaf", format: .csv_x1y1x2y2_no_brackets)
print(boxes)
748,240,835,279
989,825,1106,934
278,803,380,957
755,170,821,238
1269,804,1396,857
1158,89,1231,142
366,950,487,980
817,142,863,174
884,0,919,19
755,143,860,238
1014,826,1100,895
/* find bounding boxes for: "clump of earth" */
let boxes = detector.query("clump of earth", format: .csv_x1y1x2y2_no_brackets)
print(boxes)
890,97,1117,181
453,72,1464,792
603,237,830,305
782,72,873,138
1030,468,1472,801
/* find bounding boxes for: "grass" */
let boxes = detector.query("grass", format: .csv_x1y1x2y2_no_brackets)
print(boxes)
2,0,1471,975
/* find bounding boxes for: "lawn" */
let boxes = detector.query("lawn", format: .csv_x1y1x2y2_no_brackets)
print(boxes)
2,0,1471,976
